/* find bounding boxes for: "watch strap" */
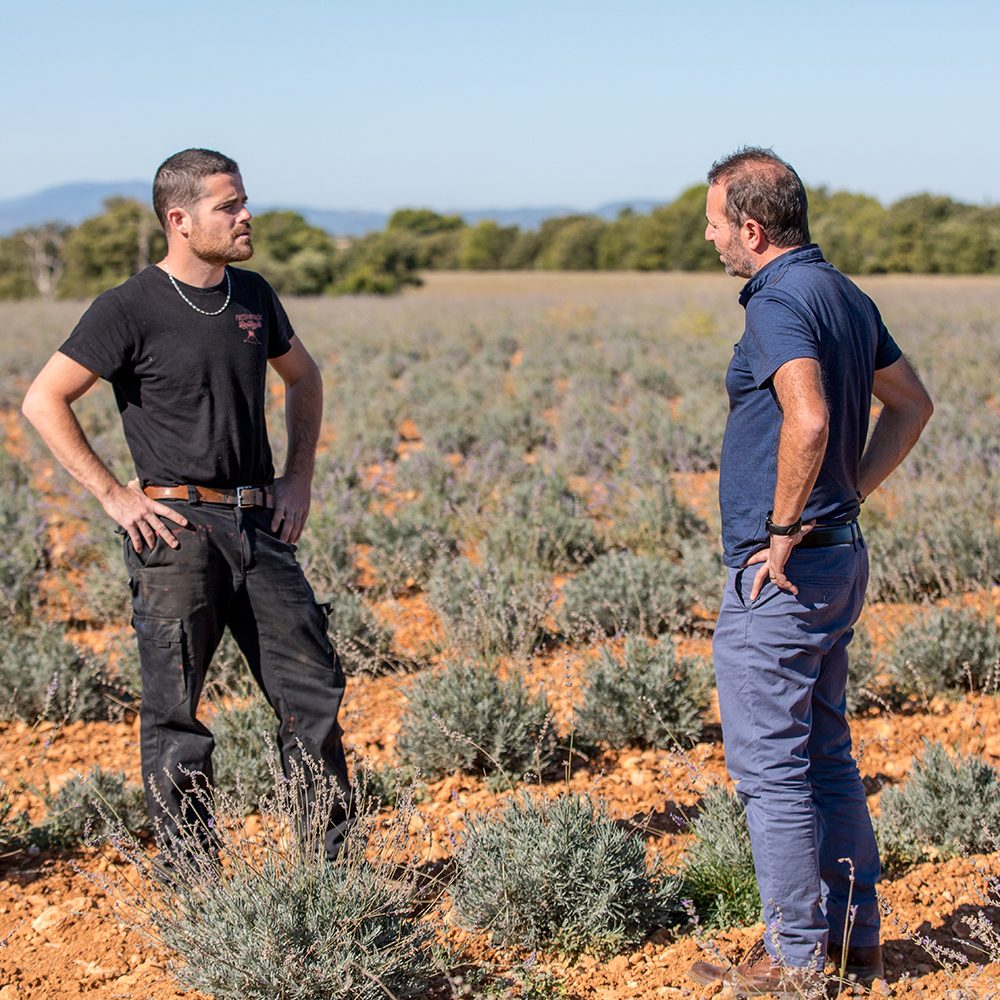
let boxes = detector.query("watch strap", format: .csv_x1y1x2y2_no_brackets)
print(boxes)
765,511,802,536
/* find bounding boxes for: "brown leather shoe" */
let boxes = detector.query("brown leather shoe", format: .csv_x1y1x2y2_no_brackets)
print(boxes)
689,951,825,998
827,942,884,984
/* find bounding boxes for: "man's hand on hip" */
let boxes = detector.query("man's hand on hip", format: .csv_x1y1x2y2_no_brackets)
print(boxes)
104,480,188,551
271,475,311,544
746,523,815,601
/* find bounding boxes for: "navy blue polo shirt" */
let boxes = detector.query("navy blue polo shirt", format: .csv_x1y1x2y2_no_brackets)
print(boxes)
719,244,901,568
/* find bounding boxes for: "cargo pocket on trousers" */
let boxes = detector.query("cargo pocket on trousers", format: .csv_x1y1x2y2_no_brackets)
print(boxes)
316,602,346,683
131,615,190,717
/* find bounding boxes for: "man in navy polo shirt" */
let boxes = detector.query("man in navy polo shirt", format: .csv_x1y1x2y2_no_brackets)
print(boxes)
689,148,933,995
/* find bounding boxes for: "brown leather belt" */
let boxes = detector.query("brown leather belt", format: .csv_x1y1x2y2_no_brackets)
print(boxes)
143,484,274,508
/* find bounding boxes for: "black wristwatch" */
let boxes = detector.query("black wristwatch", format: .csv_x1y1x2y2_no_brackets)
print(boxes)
765,511,802,536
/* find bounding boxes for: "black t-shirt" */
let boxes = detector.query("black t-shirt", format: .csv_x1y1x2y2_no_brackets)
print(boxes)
60,265,293,488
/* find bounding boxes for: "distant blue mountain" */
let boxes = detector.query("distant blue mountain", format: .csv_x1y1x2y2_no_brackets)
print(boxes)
0,182,151,234
460,205,576,229
594,199,664,219
290,207,391,236
0,183,667,237
293,199,667,233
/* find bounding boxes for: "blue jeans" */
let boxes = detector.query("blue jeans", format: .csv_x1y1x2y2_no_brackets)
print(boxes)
123,502,351,859
713,538,880,968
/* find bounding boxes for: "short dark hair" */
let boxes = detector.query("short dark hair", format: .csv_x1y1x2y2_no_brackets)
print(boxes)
152,148,240,229
707,146,810,247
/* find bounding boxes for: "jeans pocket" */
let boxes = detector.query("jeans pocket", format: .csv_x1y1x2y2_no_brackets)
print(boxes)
733,567,768,610
132,615,190,717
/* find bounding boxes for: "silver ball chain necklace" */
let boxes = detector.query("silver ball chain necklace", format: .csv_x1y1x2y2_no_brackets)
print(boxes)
163,265,232,316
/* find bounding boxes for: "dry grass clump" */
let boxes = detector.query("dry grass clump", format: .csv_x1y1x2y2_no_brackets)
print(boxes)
0,779,30,853
99,751,436,1000
884,606,1000,701
210,695,279,813
0,449,45,624
0,621,112,723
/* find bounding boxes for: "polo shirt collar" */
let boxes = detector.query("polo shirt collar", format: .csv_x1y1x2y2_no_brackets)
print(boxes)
739,244,824,306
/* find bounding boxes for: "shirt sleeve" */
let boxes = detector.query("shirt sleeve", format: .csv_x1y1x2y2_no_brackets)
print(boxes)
741,291,819,388
872,303,903,370
265,284,294,359
58,289,135,381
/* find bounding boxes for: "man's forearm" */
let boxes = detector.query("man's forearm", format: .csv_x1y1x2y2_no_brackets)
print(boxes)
858,405,929,500
282,368,322,483
771,414,828,525
22,356,188,550
768,358,829,527
22,391,123,504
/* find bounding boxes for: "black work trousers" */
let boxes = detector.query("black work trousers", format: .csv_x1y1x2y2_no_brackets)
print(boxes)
123,501,350,859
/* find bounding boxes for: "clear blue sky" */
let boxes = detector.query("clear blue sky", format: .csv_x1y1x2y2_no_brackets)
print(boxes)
3,0,996,211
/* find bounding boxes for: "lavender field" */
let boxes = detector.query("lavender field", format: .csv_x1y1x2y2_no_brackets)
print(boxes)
1,271,999,999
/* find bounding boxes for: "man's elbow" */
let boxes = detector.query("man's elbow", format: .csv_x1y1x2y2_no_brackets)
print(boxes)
283,353,322,391
918,392,934,429
21,381,46,430
796,408,829,450
291,361,322,397
22,379,70,434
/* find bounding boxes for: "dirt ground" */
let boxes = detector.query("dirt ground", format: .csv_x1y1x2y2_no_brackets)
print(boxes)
4,665,1000,998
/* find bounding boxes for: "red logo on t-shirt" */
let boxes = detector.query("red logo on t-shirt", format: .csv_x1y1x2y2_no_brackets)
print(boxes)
235,313,263,344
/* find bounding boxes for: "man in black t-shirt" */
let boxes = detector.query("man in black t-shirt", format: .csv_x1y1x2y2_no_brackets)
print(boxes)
22,148,351,861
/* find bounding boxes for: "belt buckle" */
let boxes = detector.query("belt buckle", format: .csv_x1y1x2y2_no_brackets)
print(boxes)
235,485,257,508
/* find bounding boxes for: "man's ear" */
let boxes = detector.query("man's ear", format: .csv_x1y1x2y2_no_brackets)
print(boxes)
743,218,768,252
165,206,191,239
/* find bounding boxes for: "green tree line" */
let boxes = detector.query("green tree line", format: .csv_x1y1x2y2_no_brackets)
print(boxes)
2,186,998,300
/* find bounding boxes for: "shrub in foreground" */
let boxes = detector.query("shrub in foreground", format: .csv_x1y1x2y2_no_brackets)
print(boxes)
396,660,555,780
676,786,759,930
101,753,434,1000
575,635,710,749
877,740,1000,868
559,550,688,638
451,792,678,956
35,767,146,848
353,760,419,812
